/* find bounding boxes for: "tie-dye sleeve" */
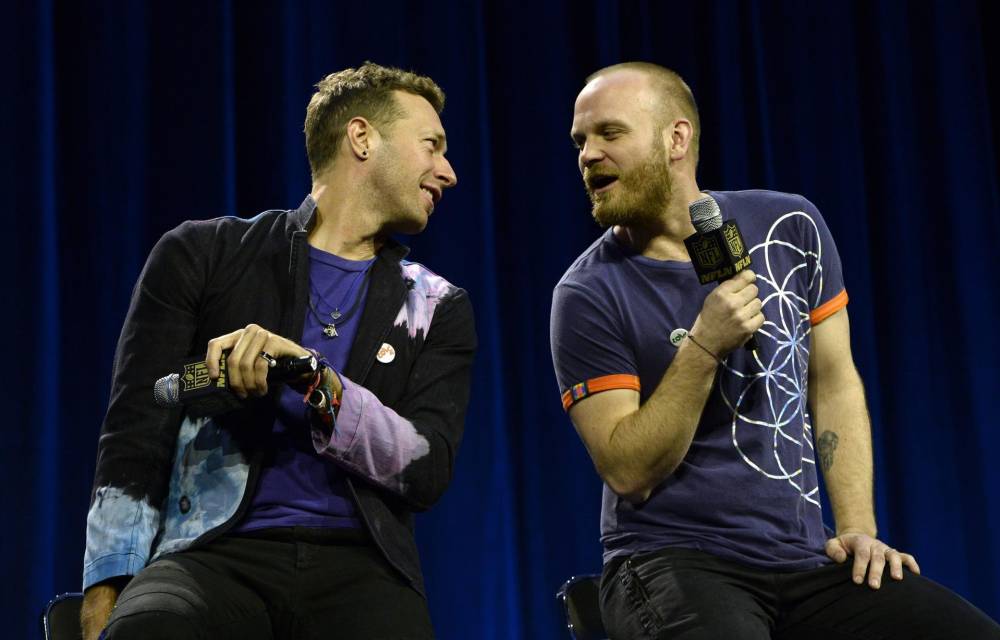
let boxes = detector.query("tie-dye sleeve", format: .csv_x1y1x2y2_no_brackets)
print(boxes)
83,222,207,589
310,289,476,510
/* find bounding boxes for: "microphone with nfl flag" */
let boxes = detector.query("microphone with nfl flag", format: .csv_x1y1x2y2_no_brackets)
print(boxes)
153,351,321,417
685,195,760,352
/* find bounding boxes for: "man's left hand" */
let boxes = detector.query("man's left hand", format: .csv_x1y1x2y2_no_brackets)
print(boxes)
825,530,921,589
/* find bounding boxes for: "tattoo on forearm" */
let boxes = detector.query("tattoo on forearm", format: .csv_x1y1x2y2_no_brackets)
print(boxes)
818,431,839,473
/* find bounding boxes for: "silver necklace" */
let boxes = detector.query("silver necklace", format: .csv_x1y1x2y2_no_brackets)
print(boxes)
308,268,372,338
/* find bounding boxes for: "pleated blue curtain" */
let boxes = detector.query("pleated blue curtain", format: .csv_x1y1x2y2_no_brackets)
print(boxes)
3,2,997,637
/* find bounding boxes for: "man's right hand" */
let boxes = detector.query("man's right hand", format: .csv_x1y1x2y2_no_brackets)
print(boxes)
81,582,120,640
690,269,764,357
205,323,311,399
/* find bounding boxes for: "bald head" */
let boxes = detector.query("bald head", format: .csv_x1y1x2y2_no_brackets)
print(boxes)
584,62,700,163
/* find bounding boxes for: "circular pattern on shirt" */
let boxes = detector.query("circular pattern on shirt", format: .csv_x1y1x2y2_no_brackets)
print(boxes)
717,211,826,509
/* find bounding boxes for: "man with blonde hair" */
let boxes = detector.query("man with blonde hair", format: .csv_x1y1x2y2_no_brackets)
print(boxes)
81,62,474,639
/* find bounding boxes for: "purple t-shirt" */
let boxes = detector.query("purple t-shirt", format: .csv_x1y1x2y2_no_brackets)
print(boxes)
551,190,848,571
235,246,374,532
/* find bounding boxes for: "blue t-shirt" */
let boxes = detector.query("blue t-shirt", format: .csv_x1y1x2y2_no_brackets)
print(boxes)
551,190,848,571
235,246,374,532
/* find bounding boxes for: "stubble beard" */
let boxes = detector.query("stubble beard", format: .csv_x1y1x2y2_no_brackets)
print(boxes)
588,142,672,228
367,141,428,235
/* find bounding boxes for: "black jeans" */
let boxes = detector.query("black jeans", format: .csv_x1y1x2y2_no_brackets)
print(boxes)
103,527,434,640
601,547,1000,639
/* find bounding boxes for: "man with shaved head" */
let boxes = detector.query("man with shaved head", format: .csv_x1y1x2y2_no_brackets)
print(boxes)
551,62,999,638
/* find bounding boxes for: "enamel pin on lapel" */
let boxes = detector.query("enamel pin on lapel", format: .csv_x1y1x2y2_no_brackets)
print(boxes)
376,343,396,364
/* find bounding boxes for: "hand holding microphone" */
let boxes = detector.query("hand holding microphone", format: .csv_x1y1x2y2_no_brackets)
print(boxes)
203,323,315,398
154,324,332,416
685,195,764,356
689,269,765,359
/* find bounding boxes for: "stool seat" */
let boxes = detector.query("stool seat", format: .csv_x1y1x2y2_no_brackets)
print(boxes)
40,592,84,640
556,574,607,640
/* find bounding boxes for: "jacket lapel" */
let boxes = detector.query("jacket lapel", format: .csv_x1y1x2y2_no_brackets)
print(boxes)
344,242,410,382
285,196,318,342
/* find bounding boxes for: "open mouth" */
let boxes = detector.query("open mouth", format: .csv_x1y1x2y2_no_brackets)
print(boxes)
588,174,618,194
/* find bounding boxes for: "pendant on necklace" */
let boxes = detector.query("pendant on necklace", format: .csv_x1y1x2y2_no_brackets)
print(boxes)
323,324,338,338
331,310,342,320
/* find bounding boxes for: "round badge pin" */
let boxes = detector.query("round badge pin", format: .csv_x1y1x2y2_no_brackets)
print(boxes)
376,343,396,364
669,328,689,347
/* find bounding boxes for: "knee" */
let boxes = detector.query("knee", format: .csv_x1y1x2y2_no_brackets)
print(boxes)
104,592,203,640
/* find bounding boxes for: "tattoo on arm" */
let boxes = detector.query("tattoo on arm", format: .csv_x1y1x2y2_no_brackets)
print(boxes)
818,431,839,473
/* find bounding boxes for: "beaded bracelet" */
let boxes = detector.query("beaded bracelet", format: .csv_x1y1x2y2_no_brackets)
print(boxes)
298,348,340,434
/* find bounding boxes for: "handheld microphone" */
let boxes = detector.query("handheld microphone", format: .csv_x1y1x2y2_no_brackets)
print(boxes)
684,195,759,352
153,352,319,417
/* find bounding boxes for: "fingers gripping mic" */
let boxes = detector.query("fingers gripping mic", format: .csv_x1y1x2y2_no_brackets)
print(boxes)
153,352,319,416
685,195,760,352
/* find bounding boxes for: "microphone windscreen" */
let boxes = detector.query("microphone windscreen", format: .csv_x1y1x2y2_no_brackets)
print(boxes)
153,373,180,407
689,195,723,232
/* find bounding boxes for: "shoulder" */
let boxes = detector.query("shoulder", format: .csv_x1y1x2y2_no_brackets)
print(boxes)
178,207,295,241
554,229,622,294
711,189,831,245
400,260,466,303
397,261,474,342
712,189,820,220
156,207,296,259
552,230,628,324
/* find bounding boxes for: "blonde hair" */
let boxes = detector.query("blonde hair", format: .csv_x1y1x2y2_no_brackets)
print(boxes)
304,61,445,178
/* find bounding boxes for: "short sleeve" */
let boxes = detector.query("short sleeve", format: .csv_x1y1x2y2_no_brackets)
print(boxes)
550,280,641,411
798,197,848,325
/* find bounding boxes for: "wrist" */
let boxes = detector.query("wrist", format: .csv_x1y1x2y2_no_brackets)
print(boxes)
303,366,341,438
322,367,343,401
680,333,722,369
836,524,878,538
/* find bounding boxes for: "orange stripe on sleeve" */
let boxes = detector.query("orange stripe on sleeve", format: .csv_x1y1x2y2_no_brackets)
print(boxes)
561,374,641,411
810,289,848,325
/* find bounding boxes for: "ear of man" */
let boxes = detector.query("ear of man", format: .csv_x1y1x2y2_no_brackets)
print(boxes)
346,116,379,161
663,118,694,162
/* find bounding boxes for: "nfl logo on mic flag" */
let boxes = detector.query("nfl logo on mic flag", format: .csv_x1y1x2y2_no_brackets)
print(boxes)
685,220,752,285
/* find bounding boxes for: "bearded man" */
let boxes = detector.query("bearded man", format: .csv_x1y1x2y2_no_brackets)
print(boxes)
80,62,475,640
550,61,1000,639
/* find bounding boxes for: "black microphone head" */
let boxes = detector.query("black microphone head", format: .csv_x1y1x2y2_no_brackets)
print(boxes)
689,195,722,233
153,373,180,407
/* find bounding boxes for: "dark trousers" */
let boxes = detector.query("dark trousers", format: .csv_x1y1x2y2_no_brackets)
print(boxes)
103,527,434,640
601,547,1000,640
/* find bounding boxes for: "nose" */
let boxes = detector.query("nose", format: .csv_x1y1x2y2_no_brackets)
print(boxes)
436,156,457,188
579,139,604,170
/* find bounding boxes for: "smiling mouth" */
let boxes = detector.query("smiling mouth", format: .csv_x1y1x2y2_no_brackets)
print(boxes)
420,187,436,212
421,184,441,201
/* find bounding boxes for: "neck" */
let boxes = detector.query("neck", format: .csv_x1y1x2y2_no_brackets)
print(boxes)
615,176,704,261
308,178,385,260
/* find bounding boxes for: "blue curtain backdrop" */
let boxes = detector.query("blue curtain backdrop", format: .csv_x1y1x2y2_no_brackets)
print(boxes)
4,1,999,637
